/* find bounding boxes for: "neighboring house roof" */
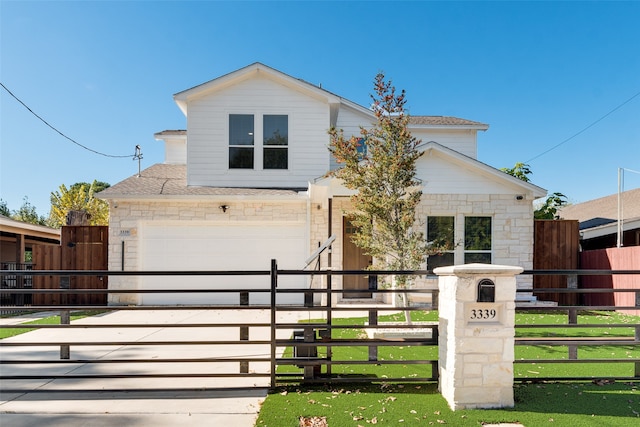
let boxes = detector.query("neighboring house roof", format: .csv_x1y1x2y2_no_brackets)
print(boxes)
558,188,640,238
559,188,640,227
97,164,306,200
0,215,61,240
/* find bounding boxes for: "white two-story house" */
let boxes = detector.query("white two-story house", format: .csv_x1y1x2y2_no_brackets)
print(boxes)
99,63,546,306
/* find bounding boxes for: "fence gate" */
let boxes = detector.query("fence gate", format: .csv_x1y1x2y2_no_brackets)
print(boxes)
533,219,580,305
32,226,108,305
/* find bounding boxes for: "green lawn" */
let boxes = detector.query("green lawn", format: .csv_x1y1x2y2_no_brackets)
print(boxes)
259,310,640,426
257,381,639,426
278,310,638,380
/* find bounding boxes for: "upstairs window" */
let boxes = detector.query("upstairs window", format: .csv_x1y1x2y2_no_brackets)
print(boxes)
263,115,288,169
229,114,254,169
356,137,367,160
426,216,455,271
464,216,492,264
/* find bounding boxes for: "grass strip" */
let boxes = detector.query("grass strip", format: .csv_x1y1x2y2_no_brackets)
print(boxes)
0,311,104,339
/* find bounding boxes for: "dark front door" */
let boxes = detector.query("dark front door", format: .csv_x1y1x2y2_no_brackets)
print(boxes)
342,218,372,298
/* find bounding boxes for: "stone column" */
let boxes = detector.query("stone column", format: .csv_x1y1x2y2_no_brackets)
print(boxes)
434,263,523,410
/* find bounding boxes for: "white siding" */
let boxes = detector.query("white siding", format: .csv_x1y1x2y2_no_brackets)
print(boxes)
416,151,523,195
164,138,187,164
412,129,477,159
186,75,331,188
331,105,374,170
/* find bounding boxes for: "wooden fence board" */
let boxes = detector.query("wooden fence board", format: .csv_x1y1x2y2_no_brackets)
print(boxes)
32,226,108,306
533,220,580,305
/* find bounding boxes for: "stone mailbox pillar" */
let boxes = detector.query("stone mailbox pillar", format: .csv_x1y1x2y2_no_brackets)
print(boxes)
434,263,523,410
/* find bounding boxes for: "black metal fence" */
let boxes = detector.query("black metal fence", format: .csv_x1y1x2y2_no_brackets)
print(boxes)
0,262,33,312
0,264,638,393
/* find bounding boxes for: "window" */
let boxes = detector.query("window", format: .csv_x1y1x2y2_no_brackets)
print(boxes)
356,137,367,159
263,115,288,169
426,216,455,271
464,216,492,264
229,114,254,169
229,114,289,170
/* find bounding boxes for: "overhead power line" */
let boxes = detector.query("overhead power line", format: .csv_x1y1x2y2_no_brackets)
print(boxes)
526,90,640,163
0,82,135,159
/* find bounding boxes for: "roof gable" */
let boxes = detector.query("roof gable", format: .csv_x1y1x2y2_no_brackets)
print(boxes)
172,64,490,132
415,141,546,197
315,141,546,198
173,62,343,115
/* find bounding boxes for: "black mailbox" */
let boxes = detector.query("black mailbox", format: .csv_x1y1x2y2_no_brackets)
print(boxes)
293,329,317,359
477,278,495,302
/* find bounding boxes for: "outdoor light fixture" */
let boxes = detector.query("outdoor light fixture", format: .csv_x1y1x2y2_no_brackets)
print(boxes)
219,205,229,213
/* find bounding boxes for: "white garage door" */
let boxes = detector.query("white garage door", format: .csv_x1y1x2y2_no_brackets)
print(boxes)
139,222,307,305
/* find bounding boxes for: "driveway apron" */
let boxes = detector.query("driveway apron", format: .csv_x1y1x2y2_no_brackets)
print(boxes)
0,309,314,427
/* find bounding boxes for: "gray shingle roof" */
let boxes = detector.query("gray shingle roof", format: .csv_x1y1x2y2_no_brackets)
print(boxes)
558,187,640,228
97,164,305,198
154,130,187,137
408,116,488,127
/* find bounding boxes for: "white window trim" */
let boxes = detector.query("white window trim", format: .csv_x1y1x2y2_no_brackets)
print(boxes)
227,111,291,172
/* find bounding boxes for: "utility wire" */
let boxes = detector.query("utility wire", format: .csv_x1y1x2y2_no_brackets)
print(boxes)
1,82,135,158
526,89,640,163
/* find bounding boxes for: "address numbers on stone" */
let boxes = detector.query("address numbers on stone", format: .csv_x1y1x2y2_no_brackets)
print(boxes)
466,304,501,324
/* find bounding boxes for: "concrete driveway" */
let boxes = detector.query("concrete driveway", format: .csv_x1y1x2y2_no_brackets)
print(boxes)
0,309,317,426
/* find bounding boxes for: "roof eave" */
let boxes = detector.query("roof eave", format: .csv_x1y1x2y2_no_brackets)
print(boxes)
409,124,490,131
99,192,308,202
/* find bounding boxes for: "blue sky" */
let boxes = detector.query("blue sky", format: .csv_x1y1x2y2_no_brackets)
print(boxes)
1,0,639,217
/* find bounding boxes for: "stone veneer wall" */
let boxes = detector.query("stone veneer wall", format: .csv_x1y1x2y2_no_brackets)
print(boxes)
107,199,307,305
307,193,535,301
417,193,535,290
436,265,520,409
107,192,534,304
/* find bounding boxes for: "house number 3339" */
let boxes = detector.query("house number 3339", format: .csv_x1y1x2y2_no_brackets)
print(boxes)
469,309,497,320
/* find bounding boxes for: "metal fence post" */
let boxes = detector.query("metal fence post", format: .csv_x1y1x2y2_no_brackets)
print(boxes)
240,291,249,374
270,259,277,387
568,307,578,360
326,270,332,377
636,323,640,378
368,309,378,361
567,274,579,360
60,275,70,359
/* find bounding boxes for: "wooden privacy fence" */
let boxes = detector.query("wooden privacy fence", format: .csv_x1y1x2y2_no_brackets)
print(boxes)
32,226,108,305
533,219,580,305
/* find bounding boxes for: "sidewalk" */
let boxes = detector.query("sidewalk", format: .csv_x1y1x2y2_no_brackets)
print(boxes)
0,309,319,427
